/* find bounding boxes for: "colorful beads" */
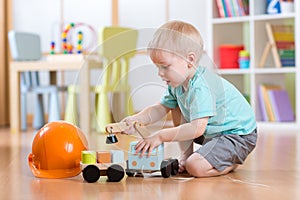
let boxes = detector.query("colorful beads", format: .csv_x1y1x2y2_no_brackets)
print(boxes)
77,31,83,54
50,41,55,55
61,23,75,54
60,23,84,54
50,22,96,54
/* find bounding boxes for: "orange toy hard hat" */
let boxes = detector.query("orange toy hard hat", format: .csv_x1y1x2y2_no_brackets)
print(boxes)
28,121,88,178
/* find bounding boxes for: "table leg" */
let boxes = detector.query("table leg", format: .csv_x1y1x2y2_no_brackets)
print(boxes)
10,69,21,133
80,62,90,134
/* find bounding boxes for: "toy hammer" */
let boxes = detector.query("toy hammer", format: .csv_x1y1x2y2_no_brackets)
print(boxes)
105,122,151,144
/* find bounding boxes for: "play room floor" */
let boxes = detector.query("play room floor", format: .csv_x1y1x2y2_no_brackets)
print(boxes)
0,125,299,200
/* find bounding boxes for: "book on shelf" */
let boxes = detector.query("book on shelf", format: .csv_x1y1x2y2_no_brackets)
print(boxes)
268,89,295,122
258,84,295,122
216,0,226,18
272,24,295,67
258,84,281,121
215,0,248,18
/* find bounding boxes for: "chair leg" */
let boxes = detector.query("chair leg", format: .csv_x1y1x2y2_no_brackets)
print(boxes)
64,87,79,126
21,93,27,131
48,91,60,122
111,91,134,121
111,93,123,122
91,94,98,130
95,92,111,133
33,94,45,129
125,91,134,116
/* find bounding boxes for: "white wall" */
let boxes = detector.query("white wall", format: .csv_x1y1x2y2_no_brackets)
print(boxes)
11,0,207,113
118,0,208,111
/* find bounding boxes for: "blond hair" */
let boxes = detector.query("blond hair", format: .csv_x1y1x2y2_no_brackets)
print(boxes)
148,20,204,65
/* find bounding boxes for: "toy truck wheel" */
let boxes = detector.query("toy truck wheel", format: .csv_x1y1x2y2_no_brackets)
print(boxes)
82,165,101,183
171,159,179,175
125,169,135,177
160,160,172,178
107,164,125,182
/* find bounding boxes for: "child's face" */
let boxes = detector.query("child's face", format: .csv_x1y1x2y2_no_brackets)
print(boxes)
152,51,192,88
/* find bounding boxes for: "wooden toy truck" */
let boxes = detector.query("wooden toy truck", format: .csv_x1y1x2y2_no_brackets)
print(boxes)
80,122,179,183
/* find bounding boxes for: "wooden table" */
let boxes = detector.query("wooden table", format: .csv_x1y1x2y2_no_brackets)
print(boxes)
9,54,102,134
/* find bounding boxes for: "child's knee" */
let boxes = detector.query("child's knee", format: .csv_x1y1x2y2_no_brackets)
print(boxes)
185,154,212,177
185,161,207,177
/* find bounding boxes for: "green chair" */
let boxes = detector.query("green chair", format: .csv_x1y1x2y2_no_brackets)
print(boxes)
64,26,138,132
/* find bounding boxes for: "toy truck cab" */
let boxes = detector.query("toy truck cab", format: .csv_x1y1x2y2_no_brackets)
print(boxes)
126,141,179,178
127,141,164,171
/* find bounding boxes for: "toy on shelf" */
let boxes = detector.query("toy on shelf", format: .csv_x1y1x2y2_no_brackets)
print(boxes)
259,23,282,68
80,122,179,183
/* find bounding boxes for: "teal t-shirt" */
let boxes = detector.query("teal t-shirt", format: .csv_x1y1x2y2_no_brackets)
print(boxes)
160,67,256,138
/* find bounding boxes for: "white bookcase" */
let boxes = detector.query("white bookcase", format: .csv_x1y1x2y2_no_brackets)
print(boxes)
206,0,300,129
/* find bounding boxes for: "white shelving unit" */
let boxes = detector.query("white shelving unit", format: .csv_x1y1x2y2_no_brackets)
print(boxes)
206,0,300,129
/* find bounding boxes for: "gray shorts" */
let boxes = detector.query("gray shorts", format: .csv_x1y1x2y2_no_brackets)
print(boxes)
195,129,257,171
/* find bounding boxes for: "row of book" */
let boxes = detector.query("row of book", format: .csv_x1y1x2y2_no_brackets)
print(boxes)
273,24,295,67
215,0,249,18
258,84,295,122
259,23,295,68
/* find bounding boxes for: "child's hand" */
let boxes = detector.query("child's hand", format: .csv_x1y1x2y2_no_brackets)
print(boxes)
121,116,138,134
134,134,162,157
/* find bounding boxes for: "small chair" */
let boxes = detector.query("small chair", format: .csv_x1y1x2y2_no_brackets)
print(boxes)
8,31,63,130
64,26,138,132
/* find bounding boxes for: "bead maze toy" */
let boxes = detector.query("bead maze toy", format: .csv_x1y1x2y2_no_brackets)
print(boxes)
50,22,96,54
80,122,179,183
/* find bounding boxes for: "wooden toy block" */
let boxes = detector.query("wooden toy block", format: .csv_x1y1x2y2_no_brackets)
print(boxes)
81,150,97,164
97,151,111,163
110,150,124,163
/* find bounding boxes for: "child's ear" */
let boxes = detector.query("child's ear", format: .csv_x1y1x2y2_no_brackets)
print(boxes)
187,52,196,68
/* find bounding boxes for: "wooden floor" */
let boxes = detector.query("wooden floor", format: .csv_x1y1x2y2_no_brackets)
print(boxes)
0,125,299,200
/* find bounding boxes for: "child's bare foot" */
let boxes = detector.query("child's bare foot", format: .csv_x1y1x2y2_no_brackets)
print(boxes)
178,155,188,173
179,161,186,173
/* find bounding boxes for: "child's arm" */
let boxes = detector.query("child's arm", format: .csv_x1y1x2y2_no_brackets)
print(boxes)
135,117,208,157
122,103,170,134
158,117,208,142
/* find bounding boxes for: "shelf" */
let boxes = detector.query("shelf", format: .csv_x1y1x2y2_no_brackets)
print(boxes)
217,67,296,75
253,13,295,21
254,67,296,74
208,0,299,128
217,69,251,75
212,13,295,24
212,16,250,24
